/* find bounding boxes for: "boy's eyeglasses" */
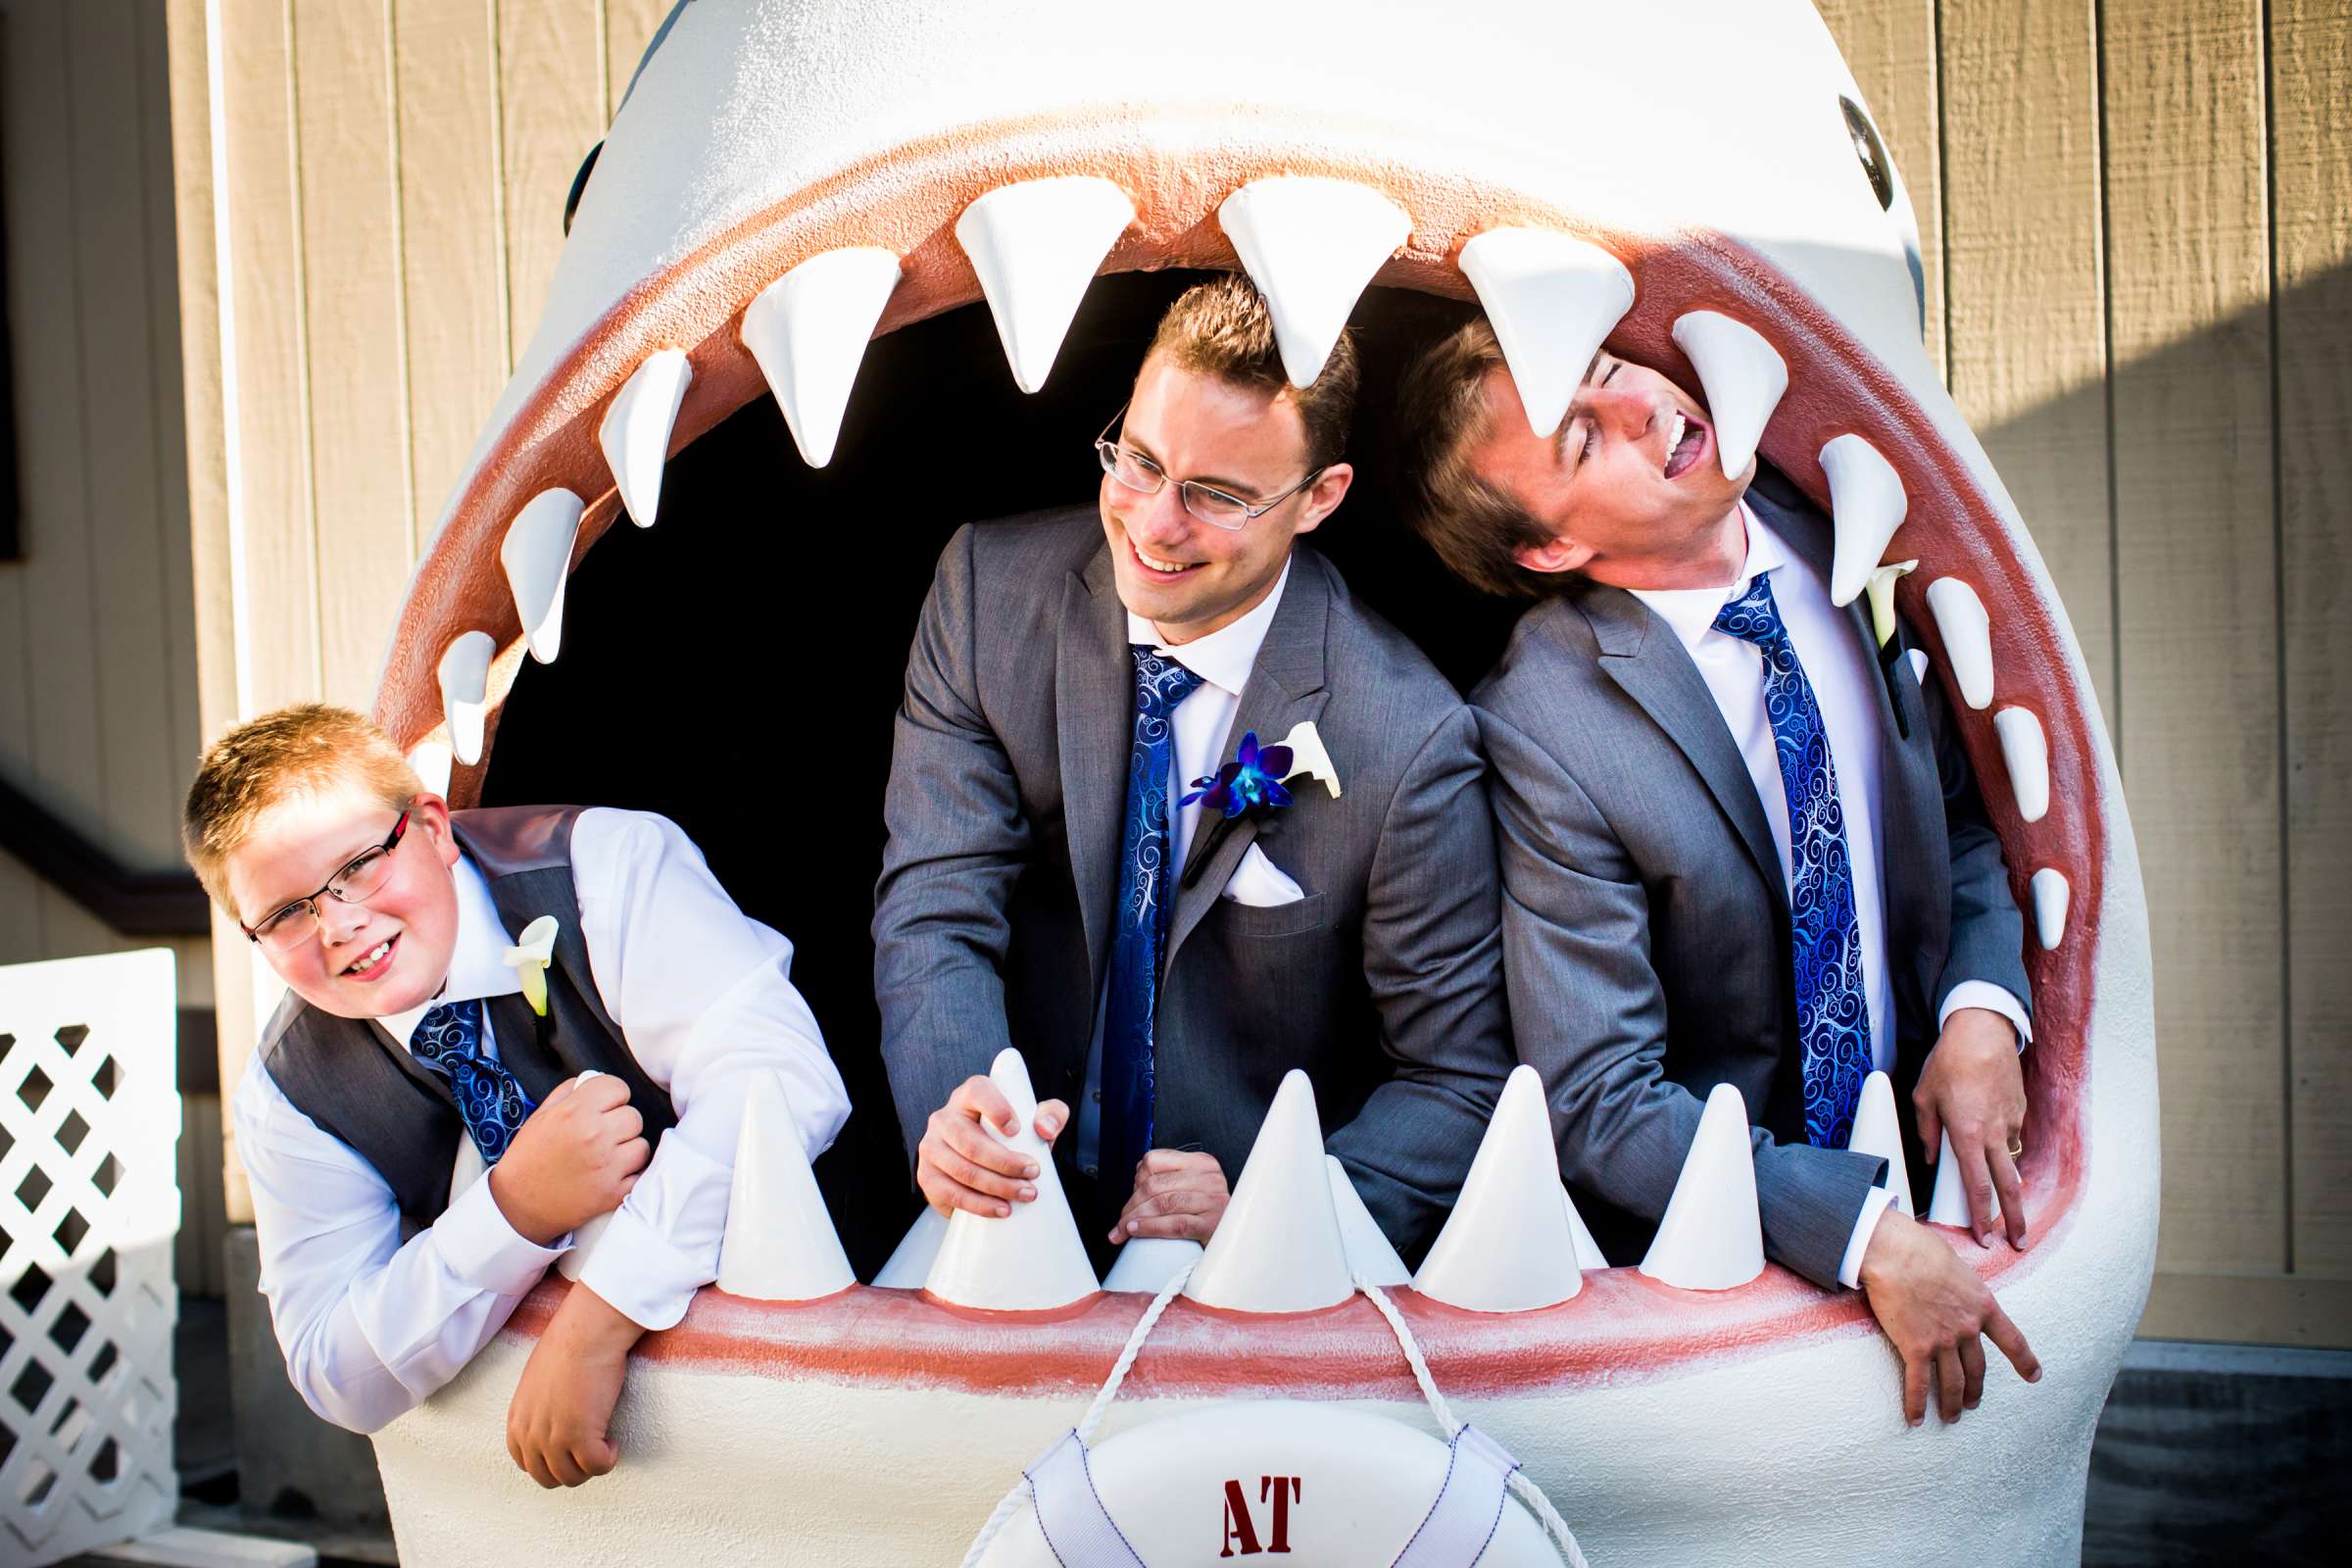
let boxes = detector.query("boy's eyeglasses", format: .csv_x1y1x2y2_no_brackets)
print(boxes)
1093,404,1325,530
241,810,413,953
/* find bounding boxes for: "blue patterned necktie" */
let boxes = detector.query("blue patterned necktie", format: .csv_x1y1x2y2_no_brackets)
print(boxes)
409,997,535,1165
1099,646,1206,1200
1712,572,1873,1148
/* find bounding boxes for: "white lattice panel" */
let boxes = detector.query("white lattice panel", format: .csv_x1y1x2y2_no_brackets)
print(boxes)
1,950,180,1566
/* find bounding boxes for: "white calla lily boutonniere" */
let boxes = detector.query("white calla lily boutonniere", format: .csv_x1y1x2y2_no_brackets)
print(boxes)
503,914,559,1016
1274,719,1342,799
1865,560,1918,650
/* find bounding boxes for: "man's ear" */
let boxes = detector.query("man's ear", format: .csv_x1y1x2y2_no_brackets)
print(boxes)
1293,462,1353,535
1514,533,1593,577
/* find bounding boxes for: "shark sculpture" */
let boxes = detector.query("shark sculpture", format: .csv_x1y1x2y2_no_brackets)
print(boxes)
363,1,2158,1561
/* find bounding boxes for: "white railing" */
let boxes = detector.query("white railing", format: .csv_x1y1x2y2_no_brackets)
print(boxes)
0,950,180,1566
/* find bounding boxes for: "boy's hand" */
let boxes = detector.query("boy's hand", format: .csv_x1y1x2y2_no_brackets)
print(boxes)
1110,1151,1229,1243
507,1284,643,1488
1858,1207,2041,1426
489,1075,650,1247
916,1075,1067,1218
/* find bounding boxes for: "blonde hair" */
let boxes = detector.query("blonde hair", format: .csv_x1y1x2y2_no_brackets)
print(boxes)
182,704,421,907
1145,273,1358,468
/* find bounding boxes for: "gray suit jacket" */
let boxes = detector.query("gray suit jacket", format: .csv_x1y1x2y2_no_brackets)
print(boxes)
874,509,1514,1255
1471,469,2031,1288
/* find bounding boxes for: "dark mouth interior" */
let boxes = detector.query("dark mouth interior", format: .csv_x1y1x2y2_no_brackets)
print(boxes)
480,271,1519,1270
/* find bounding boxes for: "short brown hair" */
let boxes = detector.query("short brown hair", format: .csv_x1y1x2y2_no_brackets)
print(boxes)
182,704,421,907
1145,273,1357,470
1395,317,1559,598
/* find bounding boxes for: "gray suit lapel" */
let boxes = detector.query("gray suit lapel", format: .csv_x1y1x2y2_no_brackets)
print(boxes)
1576,581,1790,921
1166,556,1332,967
1056,545,1135,1004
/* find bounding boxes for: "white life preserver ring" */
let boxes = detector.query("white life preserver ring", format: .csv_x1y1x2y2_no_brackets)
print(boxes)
969,1401,1561,1567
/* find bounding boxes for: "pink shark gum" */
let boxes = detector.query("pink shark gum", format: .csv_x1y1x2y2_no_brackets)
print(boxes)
362,3,2152,1561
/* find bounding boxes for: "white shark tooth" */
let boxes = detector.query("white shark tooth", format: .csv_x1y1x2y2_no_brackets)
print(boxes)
1993,706,2051,824
1457,227,1635,438
436,630,496,766
924,1049,1100,1311
598,349,692,527
1925,577,1996,710
716,1070,856,1301
1219,176,1411,388
1670,311,1786,479
2031,867,2072,950
1562,1186,1610,1271
871,1205,947,1289
406,740,454,801
1414,1065,1584,1311
1325,1155,1410,1288
1845,1070,1914,1217
498,488,586,665
1818,433,1909,608
1927,1128,2000,1228
1907,647,1931,687
741,246,903,467
1185,1070,1353,1312
1638,1082,1765,1291
955,176,1134,395
1102,1236,1204,1295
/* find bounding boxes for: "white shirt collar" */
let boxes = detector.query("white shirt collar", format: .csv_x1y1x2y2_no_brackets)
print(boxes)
1625,502,1791,653
1124,557,1292,698
376,851,524,1048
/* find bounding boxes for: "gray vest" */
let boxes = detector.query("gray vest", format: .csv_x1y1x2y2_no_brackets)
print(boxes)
259,806,677,1226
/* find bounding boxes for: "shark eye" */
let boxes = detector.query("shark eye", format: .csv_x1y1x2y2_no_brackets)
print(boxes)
1839,96,1895,212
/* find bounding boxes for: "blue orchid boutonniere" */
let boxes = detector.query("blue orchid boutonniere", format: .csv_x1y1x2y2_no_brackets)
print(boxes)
1182,730,1295,819
1177,722,1342,888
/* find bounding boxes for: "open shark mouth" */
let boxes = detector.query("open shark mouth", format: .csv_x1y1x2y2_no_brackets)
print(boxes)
366,0,2143,1430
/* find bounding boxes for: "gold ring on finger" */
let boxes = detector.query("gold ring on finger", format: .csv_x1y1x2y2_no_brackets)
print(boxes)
2007,1138,2025,1159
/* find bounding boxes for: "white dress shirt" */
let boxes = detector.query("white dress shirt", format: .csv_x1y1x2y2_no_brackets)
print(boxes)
1071,561,1291,1174
1628,509,2029,1287
232,807,850,1433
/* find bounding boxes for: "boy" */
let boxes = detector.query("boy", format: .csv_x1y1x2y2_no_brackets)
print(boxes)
185,705,848,1486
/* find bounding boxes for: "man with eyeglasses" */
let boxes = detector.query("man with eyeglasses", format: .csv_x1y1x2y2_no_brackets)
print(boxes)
875,274,1513,1262
183,705,848,1483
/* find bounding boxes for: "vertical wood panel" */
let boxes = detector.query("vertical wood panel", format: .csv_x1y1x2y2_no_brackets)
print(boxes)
2276,0,2352,1276
1813,0,1946,377
220,0,322,712
1939,0,2115,731
290,0,416,706
141,0,203,790
497,0,604,366
2104,0,2283,1274
1,0,104,847
69,0,180,865
605,0,668,119
394,0,511,530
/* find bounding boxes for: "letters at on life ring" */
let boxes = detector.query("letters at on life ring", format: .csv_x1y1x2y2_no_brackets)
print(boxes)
970,1402,1560,1566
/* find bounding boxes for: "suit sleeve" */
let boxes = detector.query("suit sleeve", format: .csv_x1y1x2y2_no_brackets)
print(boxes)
1478,706,1885,1290
1324,705,1517,1256
872,525,1031,1175
1918,647,2034,1027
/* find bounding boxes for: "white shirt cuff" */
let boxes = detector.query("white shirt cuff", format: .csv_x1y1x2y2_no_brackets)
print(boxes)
570,1132,733,1331
1837,1183,1899,1290
437,1171,568,1297
1939,981,2033,1050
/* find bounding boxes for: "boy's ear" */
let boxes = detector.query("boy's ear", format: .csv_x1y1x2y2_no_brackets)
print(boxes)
410,793,463,867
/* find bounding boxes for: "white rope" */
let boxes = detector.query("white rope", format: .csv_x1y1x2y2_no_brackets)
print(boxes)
1355,1276,1592,1568
957,1263,1197,1568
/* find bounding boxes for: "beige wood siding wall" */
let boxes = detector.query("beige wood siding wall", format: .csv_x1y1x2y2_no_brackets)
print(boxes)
165,0,2349,1344
0,0,223,1293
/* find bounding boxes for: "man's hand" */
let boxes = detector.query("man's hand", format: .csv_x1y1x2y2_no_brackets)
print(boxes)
916,1074,1068,1218
1914,1006,2031,1248
1858,1207,2040,1426
488,1075,650,1247
1110,1151,1230,1244
506,1284,643,1488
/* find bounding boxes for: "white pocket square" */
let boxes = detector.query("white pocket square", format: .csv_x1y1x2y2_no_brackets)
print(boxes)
1220,842,1305,907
